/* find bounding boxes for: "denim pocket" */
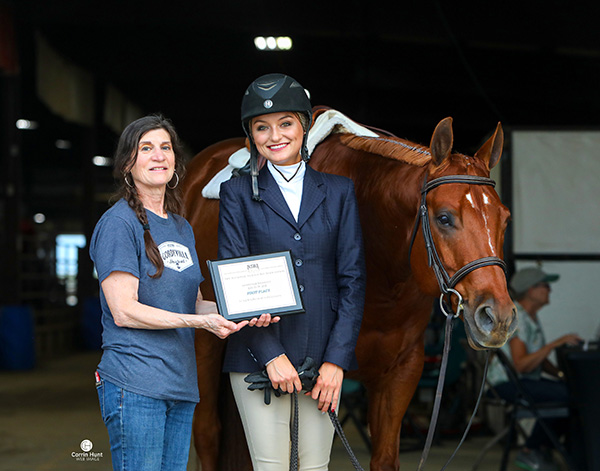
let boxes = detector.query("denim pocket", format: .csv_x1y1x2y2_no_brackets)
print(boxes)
95,371,106,421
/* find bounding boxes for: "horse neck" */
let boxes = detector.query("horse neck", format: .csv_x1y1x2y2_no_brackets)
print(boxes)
318,146,427,278
360,157,426,269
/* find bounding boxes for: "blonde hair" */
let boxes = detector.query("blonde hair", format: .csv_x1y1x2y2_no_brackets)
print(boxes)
294,112,310,132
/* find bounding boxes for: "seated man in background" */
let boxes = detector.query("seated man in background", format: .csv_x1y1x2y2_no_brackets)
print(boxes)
487,267,582,471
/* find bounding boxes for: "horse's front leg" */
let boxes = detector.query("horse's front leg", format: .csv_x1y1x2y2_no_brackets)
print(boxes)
367,347,424,471
192,330,226,471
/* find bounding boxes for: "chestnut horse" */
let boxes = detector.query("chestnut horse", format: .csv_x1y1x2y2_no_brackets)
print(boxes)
182,114,517,471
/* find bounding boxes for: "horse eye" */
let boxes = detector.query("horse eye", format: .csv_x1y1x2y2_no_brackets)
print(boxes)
436,214,452,227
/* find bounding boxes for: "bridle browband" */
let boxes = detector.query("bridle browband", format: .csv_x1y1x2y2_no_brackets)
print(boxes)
409,174,508,317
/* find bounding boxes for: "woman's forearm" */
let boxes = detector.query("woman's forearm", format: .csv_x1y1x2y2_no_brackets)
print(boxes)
513,343,553,373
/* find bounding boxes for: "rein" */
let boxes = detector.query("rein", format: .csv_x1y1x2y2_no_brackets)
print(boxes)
410,173,505,471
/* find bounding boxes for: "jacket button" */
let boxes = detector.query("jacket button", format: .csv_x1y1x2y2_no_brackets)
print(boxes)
295,259,303,267
293,233,302,241
299,284,305,292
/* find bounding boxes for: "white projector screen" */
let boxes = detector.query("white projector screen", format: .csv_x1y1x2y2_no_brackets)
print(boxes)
511,130,600,254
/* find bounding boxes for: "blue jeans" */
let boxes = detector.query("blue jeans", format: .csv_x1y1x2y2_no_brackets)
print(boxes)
96,374,196,471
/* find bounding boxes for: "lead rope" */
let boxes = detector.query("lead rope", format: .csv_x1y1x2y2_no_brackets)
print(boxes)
328,410,366,471
290,392,299,471
290,391,366,471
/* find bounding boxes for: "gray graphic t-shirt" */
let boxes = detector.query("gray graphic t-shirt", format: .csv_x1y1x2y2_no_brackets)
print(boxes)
90,199,203,402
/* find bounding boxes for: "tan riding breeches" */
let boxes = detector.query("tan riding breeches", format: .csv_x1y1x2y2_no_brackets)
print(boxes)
229,372,336,471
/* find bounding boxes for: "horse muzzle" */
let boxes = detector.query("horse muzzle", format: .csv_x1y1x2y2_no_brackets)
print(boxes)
463,300,517,350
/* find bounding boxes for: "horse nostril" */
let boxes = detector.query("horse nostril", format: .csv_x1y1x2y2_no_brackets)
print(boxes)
475,305,496,335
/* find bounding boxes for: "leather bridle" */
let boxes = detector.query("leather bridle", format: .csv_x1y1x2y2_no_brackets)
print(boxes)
412,173,506,470
409,174,508,317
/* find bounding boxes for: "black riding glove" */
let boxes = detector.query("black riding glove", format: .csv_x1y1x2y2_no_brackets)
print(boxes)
297,357,319,392
244,357,320,405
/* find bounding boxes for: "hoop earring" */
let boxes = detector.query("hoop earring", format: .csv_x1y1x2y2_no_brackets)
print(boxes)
124,174,134,188
167,172,179,190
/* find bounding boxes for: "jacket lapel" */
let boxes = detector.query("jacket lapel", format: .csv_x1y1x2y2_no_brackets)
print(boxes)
258,168,298,228
297,166,326,228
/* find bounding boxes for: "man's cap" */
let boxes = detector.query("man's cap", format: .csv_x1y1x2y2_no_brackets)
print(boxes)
510,267,559,296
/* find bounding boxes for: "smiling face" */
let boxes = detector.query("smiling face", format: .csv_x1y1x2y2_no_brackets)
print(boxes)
250,112,304,166
130,128,175,192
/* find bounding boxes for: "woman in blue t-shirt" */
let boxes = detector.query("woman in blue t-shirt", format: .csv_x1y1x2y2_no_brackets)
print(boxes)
90,115,277,471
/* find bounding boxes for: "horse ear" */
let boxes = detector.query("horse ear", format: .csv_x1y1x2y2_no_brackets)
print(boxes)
475,122,504,170
430,117,454,166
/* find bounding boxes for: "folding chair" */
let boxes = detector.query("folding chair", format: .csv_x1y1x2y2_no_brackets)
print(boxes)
471,349,575,471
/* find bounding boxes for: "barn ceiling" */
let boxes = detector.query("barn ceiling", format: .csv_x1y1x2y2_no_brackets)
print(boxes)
6,0,600,225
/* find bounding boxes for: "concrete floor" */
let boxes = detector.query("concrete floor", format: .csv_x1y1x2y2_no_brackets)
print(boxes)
0,351,562,471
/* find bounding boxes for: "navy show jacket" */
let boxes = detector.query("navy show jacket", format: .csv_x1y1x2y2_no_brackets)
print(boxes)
218,164,366,373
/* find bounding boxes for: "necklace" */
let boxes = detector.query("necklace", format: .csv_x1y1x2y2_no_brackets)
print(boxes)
271,162,302,183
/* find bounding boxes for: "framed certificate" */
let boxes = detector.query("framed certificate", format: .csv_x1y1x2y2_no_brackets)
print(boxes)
206,251,305,321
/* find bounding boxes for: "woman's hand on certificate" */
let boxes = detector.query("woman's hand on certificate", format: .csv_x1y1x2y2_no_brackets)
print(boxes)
195,290,278,333
195,313,279,338
194,314,248,339
248,313,281,327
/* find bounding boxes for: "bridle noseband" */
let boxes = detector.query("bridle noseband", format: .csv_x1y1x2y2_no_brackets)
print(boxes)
409,174,508,317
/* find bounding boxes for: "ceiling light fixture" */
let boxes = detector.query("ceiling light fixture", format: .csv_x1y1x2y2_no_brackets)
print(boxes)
254,36,292,51
16,119,39,130
92,156,113,167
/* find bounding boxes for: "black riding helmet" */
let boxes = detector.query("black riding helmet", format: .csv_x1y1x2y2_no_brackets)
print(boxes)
239,73,312,201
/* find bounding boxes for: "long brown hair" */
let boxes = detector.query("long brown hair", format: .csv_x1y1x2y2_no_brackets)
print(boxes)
112,114,186,278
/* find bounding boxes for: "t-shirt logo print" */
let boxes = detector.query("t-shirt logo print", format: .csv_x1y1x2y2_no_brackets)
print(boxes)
158,241,193,272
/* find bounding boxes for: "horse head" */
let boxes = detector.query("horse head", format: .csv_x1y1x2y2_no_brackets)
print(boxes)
411,117,517,349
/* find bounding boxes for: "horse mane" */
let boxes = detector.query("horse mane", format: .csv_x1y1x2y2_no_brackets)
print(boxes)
311,106,432,167
339,133,431,167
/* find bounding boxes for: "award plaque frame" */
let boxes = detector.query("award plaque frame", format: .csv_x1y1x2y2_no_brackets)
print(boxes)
206,251,305,321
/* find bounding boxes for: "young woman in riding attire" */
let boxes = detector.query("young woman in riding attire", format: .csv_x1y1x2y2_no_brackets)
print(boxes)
218,74,366,471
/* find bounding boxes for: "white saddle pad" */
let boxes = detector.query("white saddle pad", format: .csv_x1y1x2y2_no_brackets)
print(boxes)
201,109,378,199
